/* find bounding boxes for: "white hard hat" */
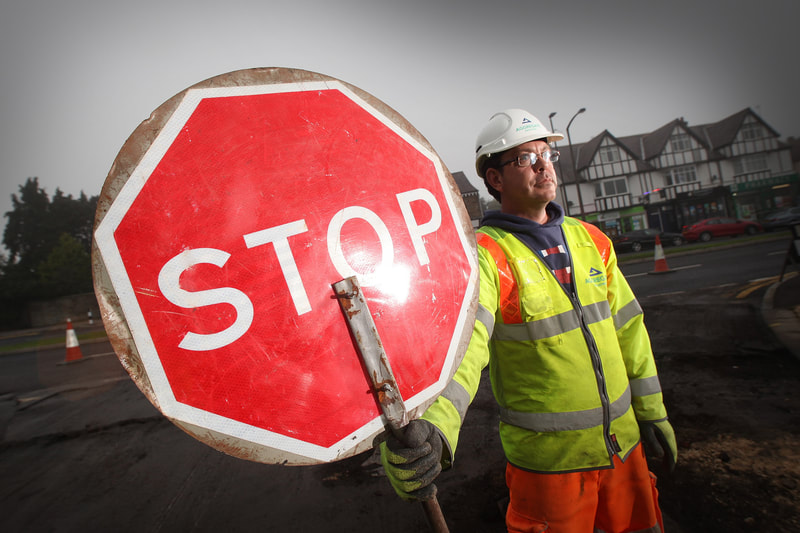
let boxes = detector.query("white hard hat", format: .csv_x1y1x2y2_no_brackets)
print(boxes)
475,109,564,178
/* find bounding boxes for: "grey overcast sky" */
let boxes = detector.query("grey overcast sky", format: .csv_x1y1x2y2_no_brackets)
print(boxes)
1,0,797,235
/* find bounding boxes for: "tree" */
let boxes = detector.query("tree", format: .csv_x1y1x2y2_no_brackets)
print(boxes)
50,188,96,253
38,233,92,297
3,177,54,269
3,178,98,265
1,177,99,328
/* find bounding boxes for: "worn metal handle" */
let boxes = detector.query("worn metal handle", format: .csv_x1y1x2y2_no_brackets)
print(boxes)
332,276,450,533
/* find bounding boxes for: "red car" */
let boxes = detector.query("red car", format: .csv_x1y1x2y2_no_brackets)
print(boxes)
681,217,762,242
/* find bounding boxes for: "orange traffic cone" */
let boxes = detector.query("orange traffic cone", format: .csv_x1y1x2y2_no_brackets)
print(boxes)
64,318,84,363
648,235,675,275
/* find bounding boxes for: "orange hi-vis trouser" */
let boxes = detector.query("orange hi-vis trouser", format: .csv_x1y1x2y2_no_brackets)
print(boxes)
505,444,663,533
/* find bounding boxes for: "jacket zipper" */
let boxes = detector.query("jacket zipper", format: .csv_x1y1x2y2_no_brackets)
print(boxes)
560,228,620,459
516,225,621,460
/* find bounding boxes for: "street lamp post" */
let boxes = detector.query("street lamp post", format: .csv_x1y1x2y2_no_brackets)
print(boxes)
548,112,570,216
566,107,586,218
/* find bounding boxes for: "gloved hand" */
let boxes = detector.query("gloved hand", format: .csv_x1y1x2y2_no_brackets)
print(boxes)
379,419,443,501
639,419,678,474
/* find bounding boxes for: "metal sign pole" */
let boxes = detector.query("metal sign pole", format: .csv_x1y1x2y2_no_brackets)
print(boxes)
333,276,449,533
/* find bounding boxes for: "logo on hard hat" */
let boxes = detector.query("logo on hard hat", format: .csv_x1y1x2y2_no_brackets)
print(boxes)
516,116,544,134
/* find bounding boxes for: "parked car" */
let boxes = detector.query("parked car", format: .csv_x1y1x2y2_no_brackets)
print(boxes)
681,217,762,242
760,206,800,232
612,228,685,253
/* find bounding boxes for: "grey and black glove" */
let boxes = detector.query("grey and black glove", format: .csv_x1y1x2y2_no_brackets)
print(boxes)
379,419,443,501
640,419,678,474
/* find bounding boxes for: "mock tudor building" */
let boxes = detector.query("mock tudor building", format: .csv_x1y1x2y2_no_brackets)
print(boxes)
452,170,484,227
549,107,797,237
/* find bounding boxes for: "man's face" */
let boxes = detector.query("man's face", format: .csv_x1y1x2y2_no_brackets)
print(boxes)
487,140,558,214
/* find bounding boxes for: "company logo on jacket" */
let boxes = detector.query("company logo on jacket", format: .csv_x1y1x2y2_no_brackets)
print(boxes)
585,267,606,285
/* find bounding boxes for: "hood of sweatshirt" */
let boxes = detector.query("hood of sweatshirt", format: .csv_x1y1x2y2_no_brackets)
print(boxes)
479,202,565,235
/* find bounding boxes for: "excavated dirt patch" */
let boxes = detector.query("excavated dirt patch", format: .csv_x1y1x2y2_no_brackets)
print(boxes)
641,294,800,532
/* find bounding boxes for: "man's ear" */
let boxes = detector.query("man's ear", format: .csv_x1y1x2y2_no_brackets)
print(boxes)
485,167,502,194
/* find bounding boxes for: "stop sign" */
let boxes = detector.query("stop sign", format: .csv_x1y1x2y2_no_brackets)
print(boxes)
93,68,478,465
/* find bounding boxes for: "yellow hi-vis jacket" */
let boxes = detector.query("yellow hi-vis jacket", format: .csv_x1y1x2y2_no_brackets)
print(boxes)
421,217,668,473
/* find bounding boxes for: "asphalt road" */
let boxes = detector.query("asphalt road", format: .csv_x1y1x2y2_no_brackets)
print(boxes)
0,337,123,396
621,237,790,296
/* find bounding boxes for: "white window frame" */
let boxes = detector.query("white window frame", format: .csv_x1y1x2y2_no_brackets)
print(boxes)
667,165,697,185
598,146,620,163
740,122,763,141
594,178,628,197
669,133,691,152
734,154,768,174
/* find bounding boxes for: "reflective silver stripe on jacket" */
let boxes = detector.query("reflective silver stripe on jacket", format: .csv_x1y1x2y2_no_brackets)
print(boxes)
475,303,495,337
613,298,643,330
498,385,631,432
630,375,661,397
493,301,611,342
441,379,470,423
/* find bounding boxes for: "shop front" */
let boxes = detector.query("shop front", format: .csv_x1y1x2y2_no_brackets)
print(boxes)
673,186,733,228
730,173,799,220
643,186,732,232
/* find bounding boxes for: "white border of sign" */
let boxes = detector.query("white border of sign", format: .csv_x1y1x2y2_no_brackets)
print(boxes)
95,81,478,463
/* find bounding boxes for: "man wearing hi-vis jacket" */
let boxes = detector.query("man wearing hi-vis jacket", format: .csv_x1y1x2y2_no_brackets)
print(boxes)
380,109,677,532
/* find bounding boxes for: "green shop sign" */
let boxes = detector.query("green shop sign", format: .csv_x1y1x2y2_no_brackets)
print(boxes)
732,173,798,193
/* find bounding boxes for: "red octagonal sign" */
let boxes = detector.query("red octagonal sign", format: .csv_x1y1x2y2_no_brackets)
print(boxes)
93,69,477,464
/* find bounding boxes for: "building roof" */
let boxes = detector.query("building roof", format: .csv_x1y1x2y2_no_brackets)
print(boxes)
617,133,645,159
451,171,478,194
575,132,605,169
554,147,577,184
694,107,781,149
700,108,749,148
451,171,484,222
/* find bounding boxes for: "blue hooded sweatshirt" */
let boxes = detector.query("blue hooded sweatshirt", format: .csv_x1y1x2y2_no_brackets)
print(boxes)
480,202,574,294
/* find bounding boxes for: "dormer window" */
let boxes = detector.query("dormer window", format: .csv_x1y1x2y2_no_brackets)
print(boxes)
741,122,763,141
598,146,619,163
669,133,691,152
